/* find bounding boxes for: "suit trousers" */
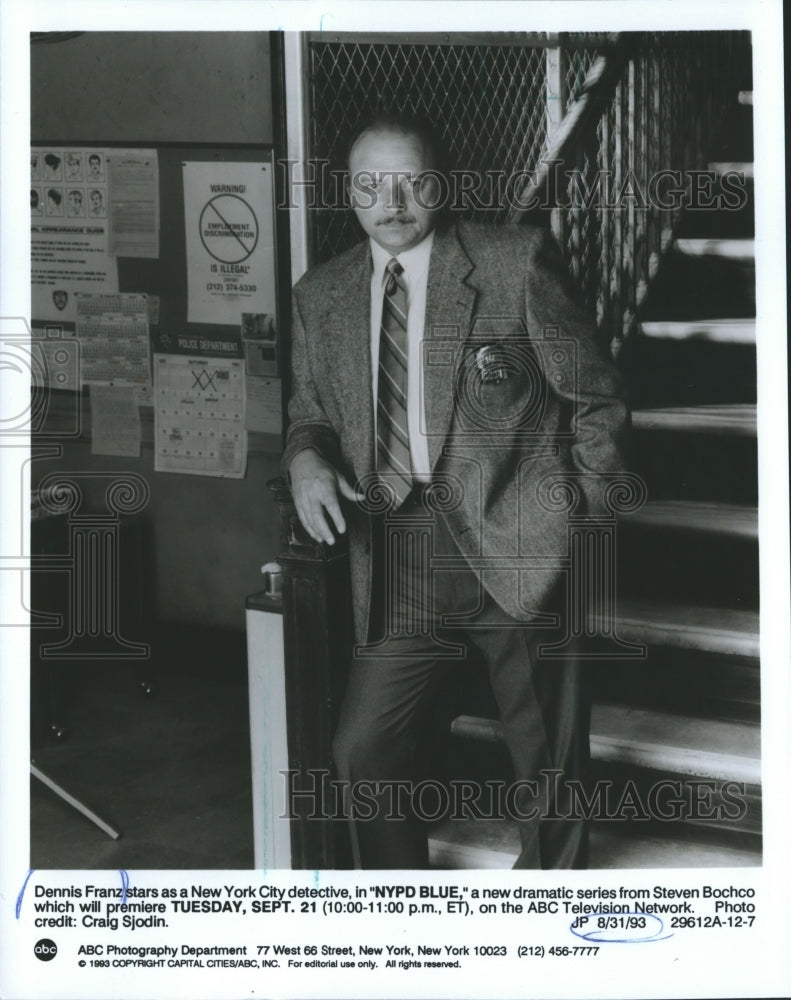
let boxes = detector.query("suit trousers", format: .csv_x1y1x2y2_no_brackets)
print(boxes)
332,488,590,870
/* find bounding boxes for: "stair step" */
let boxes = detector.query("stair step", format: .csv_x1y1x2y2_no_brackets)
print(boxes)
632,403,756,436
630,406,757,504
708,97,753,164
708,160,754,180
620,335,756,407
625,500,757,539
428,818,760,869
429,818,521,869
617,529,758,609
588,652,760,724
674,238,755,262
675,154,754,240
451,715,504,744
639,251,755,322
604,601,759,658
591,704,760,784
452,705,760,785
639,318,755,344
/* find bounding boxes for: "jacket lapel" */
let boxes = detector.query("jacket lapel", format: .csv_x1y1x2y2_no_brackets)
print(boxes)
423,225,477,469
322,241,376,477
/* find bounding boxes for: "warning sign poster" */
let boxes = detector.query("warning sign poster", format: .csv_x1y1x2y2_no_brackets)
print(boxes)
183,161,276,326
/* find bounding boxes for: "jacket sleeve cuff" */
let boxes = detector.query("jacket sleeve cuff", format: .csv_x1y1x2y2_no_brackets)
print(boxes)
281,422,340,482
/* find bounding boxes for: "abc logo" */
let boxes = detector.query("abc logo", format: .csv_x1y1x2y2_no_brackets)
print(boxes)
34,938,57,961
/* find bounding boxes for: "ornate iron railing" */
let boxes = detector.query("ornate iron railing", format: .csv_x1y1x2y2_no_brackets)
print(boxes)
512,31,752,352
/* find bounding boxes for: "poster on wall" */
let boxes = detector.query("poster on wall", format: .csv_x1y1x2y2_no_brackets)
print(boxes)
105,148,160,258
183,160,277,325
30,146,119,324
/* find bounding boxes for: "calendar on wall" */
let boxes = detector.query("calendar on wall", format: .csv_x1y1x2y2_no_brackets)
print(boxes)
153,353,247,478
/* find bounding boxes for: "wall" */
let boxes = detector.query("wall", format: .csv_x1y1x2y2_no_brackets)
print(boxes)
31,32,272,144
31,31,282,630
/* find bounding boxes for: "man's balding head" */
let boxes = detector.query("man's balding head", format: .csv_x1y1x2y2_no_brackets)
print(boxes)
345,112,448,175
346,113,447,254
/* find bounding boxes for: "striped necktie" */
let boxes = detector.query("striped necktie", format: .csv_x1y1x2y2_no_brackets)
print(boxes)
376,258,413,506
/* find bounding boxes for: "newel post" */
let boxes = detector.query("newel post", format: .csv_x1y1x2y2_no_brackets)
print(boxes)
268,477,353,869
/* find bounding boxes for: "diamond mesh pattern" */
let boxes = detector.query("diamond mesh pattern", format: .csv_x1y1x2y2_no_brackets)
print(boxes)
551,31,752,347
563,43,598,112
307,39,549,261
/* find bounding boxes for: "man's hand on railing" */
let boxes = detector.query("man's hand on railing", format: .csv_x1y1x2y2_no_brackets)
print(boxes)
288,448,363,546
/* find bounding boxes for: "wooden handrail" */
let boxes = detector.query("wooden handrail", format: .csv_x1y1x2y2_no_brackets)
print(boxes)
507,33,633,223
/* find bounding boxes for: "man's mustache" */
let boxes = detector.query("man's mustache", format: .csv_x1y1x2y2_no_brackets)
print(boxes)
378,215,416,224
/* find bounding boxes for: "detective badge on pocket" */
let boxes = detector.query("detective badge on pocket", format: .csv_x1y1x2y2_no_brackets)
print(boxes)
475,344,512,384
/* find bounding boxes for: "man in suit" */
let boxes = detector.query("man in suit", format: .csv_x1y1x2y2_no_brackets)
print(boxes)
283,113,629,869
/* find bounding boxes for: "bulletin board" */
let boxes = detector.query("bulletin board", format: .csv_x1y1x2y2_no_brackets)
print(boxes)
27,142,289,624
30,142,288,450
31,143,278,338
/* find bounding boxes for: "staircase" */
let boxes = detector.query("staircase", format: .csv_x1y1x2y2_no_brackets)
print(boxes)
429,90,760,869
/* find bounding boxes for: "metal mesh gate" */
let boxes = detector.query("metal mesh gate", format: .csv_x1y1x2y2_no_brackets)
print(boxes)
306,34,556,263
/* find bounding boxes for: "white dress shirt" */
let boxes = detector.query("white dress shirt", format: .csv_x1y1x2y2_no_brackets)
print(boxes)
369,231,434,481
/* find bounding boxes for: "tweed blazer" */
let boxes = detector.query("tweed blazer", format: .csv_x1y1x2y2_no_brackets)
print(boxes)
283,221,630,643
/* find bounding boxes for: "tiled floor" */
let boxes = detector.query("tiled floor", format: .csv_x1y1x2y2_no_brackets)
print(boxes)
30,629,254,870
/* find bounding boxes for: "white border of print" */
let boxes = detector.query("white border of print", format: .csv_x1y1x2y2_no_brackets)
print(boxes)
1,2,788,999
